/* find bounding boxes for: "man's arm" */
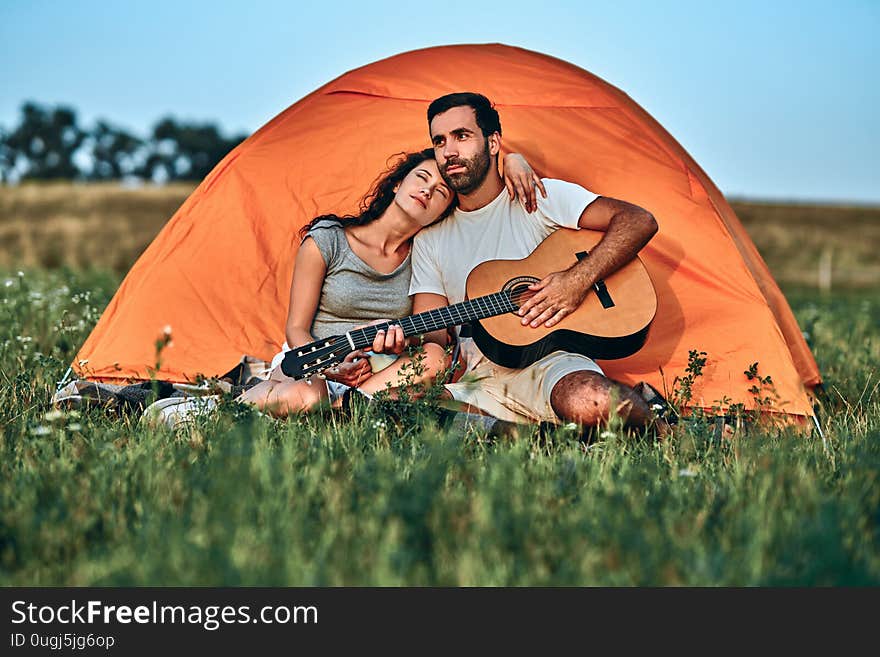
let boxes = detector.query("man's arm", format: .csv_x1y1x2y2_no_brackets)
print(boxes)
516,196,657,328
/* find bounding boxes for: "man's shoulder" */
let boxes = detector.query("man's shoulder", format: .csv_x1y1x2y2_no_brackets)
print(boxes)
536,178,601,218
413,213,460,245
539,178,596,196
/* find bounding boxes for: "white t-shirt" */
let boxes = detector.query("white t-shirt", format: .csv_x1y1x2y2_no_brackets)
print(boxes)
409,178,599,305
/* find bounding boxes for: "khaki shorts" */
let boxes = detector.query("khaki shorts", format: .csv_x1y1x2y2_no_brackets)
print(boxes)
444,338,604,424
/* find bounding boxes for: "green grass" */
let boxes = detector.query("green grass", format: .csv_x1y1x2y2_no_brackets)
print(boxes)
1,269,878,585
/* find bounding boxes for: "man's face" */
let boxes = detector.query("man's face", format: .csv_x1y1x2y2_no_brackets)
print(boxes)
429,106,495,195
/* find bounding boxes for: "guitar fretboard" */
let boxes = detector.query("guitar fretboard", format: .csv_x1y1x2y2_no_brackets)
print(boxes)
349,291,516,349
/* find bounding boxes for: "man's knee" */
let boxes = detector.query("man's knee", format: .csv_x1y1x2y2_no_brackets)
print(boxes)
550,370,652,427
550,370,616,426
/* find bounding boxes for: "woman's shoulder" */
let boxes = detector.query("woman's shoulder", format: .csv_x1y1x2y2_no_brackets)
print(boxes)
305,218,345,236
304,219,348,247
303,218,348,266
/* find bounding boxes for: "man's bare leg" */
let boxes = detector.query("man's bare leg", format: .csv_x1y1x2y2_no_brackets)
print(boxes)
550,370,654,427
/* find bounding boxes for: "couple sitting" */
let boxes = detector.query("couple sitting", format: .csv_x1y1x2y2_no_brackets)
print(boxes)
154,92,665,431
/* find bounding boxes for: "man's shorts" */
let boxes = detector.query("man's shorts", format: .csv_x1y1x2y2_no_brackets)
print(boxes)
444,338,604,424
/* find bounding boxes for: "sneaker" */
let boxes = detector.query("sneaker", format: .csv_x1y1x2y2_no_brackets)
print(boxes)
141,395,220,430
633,381,678,426
52,380,124,409
172,380,233,396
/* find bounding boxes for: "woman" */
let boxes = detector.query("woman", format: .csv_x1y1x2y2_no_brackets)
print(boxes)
148,149,540,425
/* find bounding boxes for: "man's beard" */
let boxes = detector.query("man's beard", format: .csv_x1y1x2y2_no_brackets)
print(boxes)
440,141,492,195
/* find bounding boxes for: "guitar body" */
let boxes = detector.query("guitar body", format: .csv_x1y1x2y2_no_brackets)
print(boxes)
464,228,657,368
281,228,657,381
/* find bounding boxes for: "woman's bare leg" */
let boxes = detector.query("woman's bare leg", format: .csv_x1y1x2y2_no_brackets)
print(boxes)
355,342,450,396
237,375,329,417
238,343,448,415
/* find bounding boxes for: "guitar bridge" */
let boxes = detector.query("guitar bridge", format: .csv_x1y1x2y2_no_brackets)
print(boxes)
576,251,615,309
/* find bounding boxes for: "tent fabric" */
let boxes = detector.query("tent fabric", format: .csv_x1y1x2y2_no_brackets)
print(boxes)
74,43,821,417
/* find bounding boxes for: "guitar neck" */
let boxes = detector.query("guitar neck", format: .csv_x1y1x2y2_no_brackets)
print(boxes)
348,291,516,350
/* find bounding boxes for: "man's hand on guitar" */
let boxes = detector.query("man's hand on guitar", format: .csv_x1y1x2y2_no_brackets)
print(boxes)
517,268,589,328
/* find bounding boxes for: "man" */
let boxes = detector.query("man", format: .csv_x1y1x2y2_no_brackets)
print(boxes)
409,92,661,428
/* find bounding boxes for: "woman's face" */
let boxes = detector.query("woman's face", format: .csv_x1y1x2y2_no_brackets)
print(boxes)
394,158,454,226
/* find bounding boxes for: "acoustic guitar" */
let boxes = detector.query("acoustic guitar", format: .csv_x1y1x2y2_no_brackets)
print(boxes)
281,228,657,380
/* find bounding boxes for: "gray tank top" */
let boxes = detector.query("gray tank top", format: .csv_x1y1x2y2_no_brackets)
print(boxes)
305,220,413,340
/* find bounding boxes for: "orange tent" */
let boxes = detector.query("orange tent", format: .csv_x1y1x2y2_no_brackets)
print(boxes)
74,44,820,417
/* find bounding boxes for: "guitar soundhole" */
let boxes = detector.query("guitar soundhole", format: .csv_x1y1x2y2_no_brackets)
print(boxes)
503,276,540,311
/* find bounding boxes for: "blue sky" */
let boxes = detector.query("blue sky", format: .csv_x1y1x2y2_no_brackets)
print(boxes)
1,0,878,203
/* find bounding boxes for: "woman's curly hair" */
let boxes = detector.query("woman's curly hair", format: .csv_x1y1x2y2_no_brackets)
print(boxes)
299,148,456,238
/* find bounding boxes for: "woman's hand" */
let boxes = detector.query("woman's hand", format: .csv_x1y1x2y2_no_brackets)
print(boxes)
368,320,408,355
324,319,408,386
324,349,372,387
502,153,547,213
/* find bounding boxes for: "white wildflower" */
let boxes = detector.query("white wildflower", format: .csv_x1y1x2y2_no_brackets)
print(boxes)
4,280,12,287
44,409,64,422
67,423,82,432
678,468,698,478
599,430,616,440
30,425,51,436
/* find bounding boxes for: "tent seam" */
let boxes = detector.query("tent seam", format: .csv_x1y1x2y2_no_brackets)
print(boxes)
324,88,618,110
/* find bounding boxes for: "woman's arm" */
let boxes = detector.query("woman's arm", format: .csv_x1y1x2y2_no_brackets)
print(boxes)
286,236,372,386
502,152,547,213
285,237,326,348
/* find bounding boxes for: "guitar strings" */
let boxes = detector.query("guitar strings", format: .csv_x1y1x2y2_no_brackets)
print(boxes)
299,289,531,378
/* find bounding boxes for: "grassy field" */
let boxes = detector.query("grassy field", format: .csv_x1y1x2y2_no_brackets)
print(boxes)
0,185,878,585
2,182,880,288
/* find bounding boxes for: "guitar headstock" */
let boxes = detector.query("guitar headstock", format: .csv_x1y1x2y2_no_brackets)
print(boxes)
280,336,348,380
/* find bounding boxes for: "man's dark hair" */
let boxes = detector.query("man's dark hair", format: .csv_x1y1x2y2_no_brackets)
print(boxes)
427,92,502,137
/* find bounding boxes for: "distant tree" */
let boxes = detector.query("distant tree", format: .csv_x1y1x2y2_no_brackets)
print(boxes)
86,120,144,180
138,117,246,181
3,102,86,180
1,103,248,183
0,126,15,183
